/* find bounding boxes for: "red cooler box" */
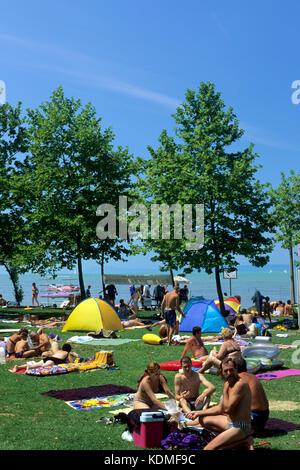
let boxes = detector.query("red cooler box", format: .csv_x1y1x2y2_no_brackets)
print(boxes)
133,412,165,448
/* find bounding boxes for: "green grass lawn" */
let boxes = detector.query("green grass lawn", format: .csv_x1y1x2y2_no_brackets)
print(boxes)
0,308,300,451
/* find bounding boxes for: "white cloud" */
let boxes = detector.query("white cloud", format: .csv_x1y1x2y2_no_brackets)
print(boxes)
0,32,180,109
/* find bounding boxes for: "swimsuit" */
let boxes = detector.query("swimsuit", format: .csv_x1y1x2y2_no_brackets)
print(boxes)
226,421,252,436
133,396,154,407
187,397,208,411
164,309,176,326
43,356,67,365
251,408,269,431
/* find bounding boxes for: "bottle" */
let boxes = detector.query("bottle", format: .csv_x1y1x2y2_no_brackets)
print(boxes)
0,346,6,364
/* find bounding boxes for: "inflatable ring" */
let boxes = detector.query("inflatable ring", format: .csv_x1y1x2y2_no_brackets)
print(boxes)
245,358,262,374
160,359,203,371
242,344,280,360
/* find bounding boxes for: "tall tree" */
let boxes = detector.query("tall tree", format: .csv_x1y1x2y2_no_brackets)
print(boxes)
0,102,28,303
269,171,300,304
24,87,135,299
139,82,275,315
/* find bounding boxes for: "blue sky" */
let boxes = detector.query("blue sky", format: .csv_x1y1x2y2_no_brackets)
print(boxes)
1,0,299,271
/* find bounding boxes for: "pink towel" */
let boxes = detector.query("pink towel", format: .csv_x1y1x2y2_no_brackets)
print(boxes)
257,369,300,380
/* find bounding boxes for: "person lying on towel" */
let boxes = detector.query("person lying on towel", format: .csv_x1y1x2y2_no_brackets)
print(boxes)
10,344,79,373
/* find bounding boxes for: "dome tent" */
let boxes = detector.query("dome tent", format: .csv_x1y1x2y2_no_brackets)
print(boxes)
179,298,228,333
62,297,123,332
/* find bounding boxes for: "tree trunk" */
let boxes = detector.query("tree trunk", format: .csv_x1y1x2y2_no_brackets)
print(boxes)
170,268,175,287
3,263,24,305
77,254,85,300
289,245,296,304
100,252,105,292
215,265,226,317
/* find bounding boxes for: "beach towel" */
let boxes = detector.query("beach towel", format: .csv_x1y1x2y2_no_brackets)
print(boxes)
42,384,137,401
25,364,76,376
264,418,300,433
65,393,132,411
25,351,117,376
9,366,27,374
257,369,300,380
68,336,139,346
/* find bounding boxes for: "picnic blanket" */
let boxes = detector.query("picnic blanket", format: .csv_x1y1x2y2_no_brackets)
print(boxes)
42,384,137,401
24,351,117,376
257,369,300,380
65,393,132,411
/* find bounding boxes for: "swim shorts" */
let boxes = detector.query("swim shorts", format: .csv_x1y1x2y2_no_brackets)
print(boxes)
164,309,176,326
251,408,269,432
187,397,208,411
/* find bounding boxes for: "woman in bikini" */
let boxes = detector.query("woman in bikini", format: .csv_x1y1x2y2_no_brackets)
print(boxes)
32,283,39,306
198,328,242,374
128,288,142,319
133,361,175,410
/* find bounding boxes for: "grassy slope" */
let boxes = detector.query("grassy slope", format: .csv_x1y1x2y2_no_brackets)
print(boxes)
0,307,299,450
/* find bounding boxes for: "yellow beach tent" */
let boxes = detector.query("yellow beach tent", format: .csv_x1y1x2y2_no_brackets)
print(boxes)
62,297,124,332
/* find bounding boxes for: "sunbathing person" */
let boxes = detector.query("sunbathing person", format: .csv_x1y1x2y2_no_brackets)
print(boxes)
237,358,269,435
174,357,216,414
29,317,66,327
121,319,149,328
22,330,51,358
155,324,190,345
186,357,253,450
198,328,242,374
117,299,137,321
283,300,294,316
10,344,79,373
133,361,175,410
180,326,208,361
6,328,29,356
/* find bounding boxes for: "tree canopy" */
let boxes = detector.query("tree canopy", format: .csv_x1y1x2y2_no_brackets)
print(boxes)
138,82,275,314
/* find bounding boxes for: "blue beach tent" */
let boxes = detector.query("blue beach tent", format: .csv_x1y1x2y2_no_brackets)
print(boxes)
179,298,228,333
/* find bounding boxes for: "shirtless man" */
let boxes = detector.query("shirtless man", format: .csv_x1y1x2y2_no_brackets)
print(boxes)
237,358,269,435
283,300,293,316
6,328,29,356
161,285,184,346
11,343,79,373
180,326,208,361
186,357,253,450
22,330,51,358
174,357,216,413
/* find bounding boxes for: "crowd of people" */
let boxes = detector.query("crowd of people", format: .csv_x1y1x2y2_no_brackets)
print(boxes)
134,353,269,450
1,280,295,451
3,327,78,365
130,284,275,450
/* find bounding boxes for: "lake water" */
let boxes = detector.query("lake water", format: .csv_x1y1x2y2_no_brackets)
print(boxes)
0,264,298,310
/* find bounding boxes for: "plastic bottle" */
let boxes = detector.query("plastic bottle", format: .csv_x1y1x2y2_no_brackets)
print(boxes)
0,347,6,364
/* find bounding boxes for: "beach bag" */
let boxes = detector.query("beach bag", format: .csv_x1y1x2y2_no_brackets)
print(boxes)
161,430,214,450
